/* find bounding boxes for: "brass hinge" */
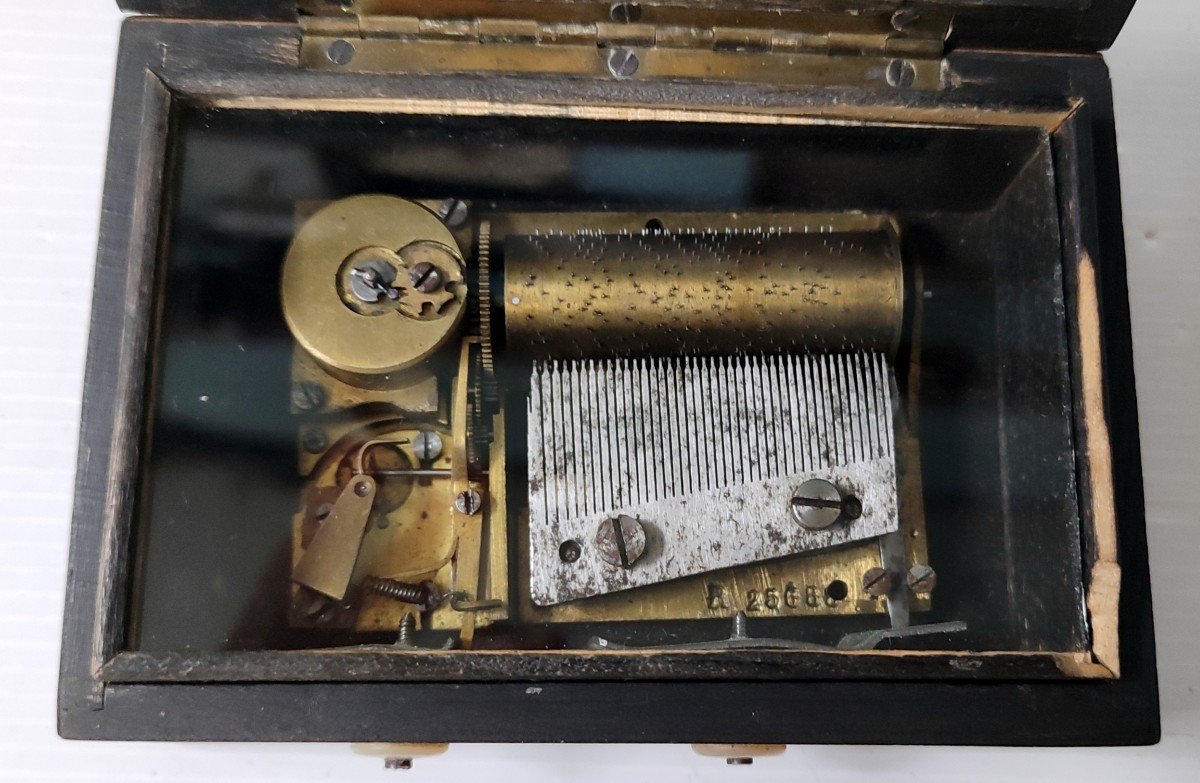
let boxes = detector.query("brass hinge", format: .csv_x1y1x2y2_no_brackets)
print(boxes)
298,2,949,90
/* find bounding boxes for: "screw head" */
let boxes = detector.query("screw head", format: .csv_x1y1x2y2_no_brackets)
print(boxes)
890,8,921,31
302,592,335,619
436,198,469,227
609,2,642,23
454,488,483,515
354,479,372,497
594,515,647,568
885,58,917,88
790,479,844,530
907,564,937,593
349,258,399,303
409,261,444,293
291,381,327,412
326,39,355,65
607,47,640,79
412,430,444,461
862,566,894,597
300,428,328,454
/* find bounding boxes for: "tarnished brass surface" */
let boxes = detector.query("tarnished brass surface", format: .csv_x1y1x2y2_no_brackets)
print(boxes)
290,412,509,633
301,38,942,91
284,198,924,631
298,2,949,90
450,339,487,647
281,195,467,377
487,211,898,239
482,409,509,626
504,228,903,359
290,348,441,477
304,0,951,47
291,421,457,607
293,476,378,601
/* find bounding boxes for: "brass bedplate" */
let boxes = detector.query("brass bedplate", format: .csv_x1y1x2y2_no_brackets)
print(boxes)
283,196,931,646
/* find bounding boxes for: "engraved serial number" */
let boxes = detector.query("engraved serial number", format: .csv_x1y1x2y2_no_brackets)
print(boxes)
706,581,842,612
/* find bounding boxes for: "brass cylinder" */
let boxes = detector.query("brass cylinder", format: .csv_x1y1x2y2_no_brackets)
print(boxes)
502,229,903,359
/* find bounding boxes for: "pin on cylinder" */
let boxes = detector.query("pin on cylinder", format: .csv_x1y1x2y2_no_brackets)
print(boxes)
502,229,903,360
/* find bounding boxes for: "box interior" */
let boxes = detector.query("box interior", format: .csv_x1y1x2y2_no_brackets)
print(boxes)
127,103,1086,659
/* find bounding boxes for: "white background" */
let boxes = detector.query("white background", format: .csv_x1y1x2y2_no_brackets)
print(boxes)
1,1,1197,780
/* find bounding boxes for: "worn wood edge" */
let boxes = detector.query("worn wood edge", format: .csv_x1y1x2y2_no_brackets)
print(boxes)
1077,251,1120,679
98,646,1110,684
90,70,174,683
1052,649,1116,680
197,94,1076,133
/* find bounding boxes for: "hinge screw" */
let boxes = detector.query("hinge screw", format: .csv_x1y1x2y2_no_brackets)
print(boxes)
609,2,642,23
891,8,921,31
326,38,355,65
607,47,640,79
886,58,917,88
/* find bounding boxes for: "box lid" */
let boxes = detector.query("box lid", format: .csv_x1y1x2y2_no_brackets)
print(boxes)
116,0,1137,53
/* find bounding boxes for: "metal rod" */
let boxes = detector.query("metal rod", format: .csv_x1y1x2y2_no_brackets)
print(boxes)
367,469,452,477
365,469,490,478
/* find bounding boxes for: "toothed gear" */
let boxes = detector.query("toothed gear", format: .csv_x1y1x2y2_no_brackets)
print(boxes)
477,221,498,403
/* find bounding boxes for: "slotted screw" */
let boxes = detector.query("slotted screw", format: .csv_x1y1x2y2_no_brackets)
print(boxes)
291,381,326,412
409,261,444,293
454,488,482,516
862,566,894,597
607,47,640,79
907,564,938,593
594,515,646,568
790,479,843,530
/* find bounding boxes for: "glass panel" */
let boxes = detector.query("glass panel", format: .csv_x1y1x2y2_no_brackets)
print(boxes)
127,104,1084,658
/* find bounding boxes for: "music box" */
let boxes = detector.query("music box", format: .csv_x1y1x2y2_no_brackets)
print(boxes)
58,0,1159,757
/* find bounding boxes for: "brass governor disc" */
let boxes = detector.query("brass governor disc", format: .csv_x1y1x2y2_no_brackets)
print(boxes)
282,195,467,376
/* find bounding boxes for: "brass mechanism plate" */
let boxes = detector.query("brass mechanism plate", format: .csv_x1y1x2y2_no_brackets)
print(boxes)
289,411,509,633
281,195,468,377
288,203,928,628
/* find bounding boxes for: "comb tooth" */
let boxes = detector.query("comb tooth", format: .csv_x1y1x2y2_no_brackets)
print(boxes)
528,353,897,562
568,358,583,518
528,363,545,530
528,352,899,600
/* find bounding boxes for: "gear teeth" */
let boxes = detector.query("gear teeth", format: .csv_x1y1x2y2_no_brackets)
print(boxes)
477,220,498,403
